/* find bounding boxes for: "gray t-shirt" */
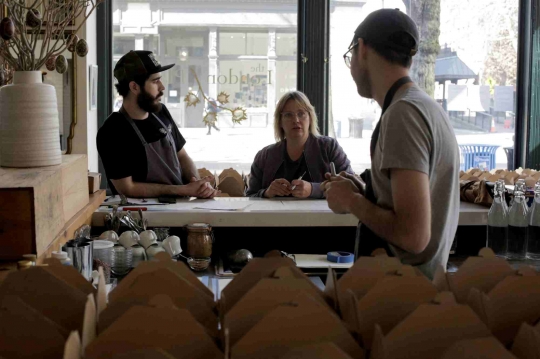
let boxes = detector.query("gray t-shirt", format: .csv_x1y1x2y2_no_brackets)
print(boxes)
371,84,460,279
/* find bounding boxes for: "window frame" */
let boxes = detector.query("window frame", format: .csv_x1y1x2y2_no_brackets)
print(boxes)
98,0,532,193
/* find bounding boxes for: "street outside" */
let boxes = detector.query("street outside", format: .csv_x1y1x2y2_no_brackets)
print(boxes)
180,121,515,176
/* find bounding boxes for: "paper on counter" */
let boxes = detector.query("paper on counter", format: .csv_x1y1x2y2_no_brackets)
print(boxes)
192,200,252,211
280,200,333,212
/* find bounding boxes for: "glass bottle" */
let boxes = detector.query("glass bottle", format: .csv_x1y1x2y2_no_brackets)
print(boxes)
487,180,508,258
507,179,529,260
527,181,540,260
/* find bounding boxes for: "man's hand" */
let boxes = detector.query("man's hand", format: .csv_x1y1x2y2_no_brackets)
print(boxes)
325,178,361,214
184,177,219,198
264,179,292,198
321,172,364,194
291,180,312,198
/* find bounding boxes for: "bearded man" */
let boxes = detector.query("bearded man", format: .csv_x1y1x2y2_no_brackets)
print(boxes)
97,50,218,198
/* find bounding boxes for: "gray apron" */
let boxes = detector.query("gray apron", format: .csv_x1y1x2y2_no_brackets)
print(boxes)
120,107,184,185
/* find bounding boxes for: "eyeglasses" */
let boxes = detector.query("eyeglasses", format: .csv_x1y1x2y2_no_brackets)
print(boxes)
343,42,359,68
281,111,308,121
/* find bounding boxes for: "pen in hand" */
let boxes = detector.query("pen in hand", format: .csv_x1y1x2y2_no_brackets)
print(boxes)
330,162,337,176
291,171,307,190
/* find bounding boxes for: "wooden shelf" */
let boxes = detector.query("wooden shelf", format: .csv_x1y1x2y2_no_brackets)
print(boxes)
0,190,105,281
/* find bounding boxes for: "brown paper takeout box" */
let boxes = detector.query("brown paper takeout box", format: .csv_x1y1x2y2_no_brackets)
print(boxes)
0,260,101,359
223,265,330,347
440,337,516,359
85,295,223,359
333,250,405,318
104,253,217,336
220,255,307,315
370,292,493,359
217,168,245,197
198,168,216,187
0,265,90,335
101,267,218,337
108,348,178,359
468,267,540,345
345,265,438,349
279,342,354,359
512,321,540,359
229,291,364,359
0,295,67,359
109,252,213,303
433,247,515,303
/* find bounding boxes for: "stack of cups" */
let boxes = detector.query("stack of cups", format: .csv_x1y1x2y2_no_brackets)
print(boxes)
93,240,115,265
111,245,133,276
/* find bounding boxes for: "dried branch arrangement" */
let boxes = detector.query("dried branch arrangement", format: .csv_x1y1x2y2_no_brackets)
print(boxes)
0,0,104,74
184,68,248,125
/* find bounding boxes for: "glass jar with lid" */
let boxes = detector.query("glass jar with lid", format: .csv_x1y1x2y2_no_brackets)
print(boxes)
185,223,214,258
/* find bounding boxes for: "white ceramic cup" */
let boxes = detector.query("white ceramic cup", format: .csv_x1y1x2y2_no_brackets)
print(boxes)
163,235,182,257
99,230,119,243
131,244,147,268
146,244,167,260
119,231,140,248
139,230,158,249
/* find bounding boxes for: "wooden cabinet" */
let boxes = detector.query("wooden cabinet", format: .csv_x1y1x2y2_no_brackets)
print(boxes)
0,155,89,260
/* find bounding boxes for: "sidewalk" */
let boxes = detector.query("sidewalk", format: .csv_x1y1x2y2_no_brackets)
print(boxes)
180,126,514,175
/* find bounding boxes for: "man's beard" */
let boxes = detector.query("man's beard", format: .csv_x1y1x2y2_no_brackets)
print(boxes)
356,67,373,99
137,88,163,113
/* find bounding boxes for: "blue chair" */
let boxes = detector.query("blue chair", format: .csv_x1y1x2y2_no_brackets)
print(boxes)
459,145,499,171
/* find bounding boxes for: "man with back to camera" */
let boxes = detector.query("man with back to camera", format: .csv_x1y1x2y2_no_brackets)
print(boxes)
323,9,460,279
97,50,219,198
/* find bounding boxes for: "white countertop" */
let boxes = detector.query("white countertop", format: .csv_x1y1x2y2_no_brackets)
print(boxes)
92,197,489,227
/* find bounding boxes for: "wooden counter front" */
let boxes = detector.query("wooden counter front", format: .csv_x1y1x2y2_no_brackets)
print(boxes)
0,155,89,260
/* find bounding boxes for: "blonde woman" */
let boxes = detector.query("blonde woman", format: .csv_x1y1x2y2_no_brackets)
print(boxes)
246,91,353,198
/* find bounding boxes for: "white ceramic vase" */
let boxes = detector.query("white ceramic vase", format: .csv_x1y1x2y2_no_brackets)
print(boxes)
0,71,61,167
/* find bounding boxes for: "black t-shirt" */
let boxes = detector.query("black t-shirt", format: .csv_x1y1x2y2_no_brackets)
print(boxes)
274,151,312,184
97,104,186,184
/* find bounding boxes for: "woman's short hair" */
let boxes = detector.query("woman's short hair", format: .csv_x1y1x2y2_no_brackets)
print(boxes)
273,91,320,142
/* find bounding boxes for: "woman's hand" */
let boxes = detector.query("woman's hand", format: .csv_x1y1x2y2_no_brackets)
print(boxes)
264,179,292,198
291,180,312,198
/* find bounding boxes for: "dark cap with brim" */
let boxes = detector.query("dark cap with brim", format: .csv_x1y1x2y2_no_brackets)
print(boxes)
352,8,419,56
114,50,175,83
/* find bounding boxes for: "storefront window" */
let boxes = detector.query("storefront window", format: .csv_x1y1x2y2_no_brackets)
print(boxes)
112,1,298,173
330,0,519,173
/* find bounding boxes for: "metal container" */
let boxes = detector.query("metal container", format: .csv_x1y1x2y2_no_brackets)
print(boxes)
62,239,93,281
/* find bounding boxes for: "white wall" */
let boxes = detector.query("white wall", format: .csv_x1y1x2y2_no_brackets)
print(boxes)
72,6,99,173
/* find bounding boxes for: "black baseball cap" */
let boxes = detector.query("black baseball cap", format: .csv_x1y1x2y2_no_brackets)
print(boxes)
114,50,175,83
352,8,419,56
